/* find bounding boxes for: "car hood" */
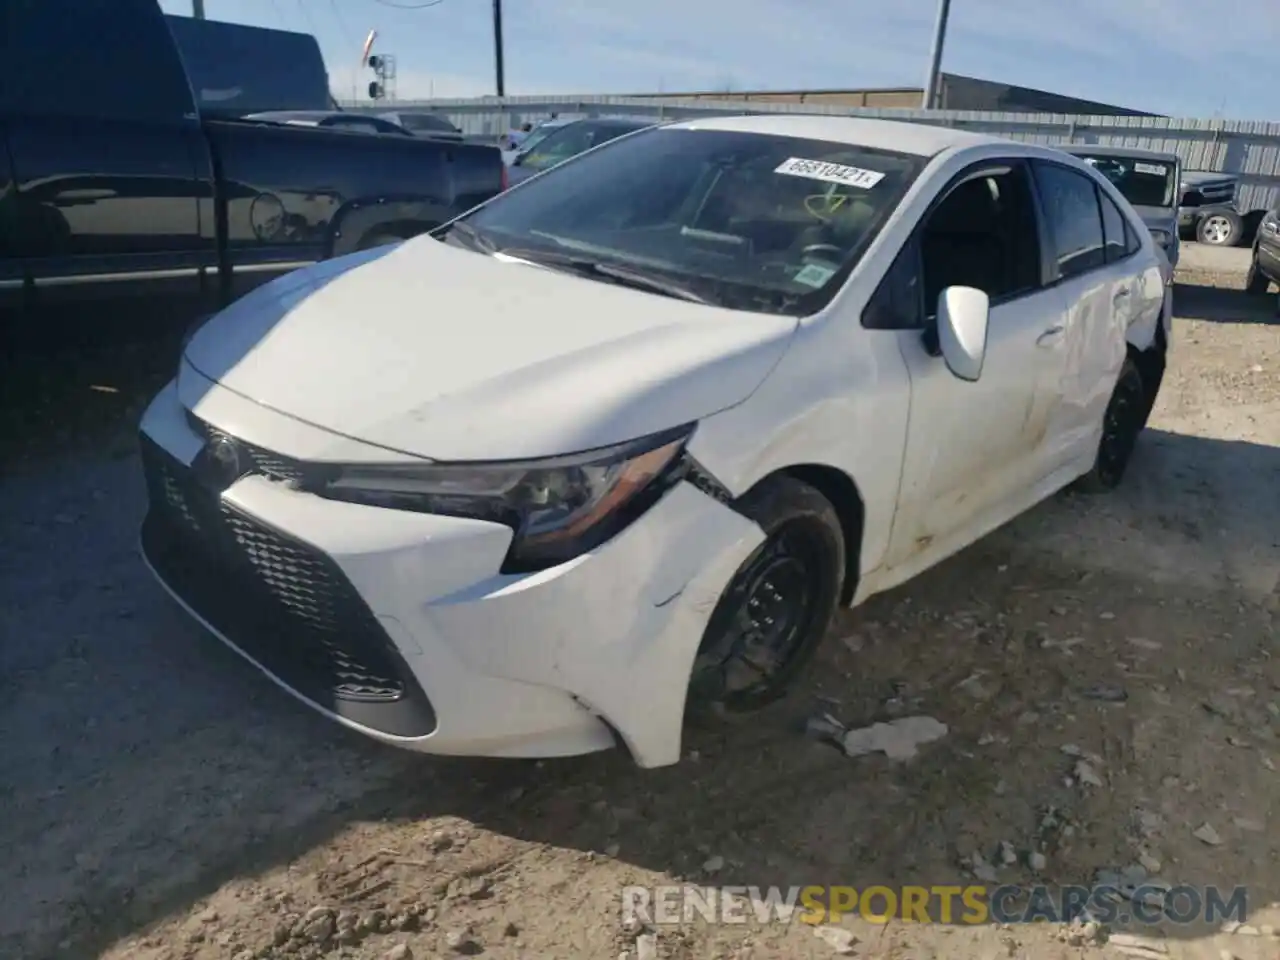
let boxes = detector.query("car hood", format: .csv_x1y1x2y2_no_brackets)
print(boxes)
183,238,798,461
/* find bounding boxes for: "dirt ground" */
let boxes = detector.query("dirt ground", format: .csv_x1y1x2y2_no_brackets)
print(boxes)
1,245,1277,960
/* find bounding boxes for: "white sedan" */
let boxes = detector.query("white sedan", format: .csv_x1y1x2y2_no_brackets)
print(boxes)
138,115,1171,768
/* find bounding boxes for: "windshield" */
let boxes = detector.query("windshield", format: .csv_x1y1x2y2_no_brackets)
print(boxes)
1075,154,1176,207
452,127,925,317
515,122,565,154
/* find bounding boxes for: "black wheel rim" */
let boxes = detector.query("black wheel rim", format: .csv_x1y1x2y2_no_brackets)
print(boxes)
1096,372,1145,486
690,521,831,709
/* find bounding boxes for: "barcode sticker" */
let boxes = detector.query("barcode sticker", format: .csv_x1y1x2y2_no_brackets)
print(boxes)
1134,162,1168,176
774,157,885,189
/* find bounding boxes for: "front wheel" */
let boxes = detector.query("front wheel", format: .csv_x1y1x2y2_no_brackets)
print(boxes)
1244,252,1271,295
1196,210,1241,247
1075,357,1148,494
686,477,845,714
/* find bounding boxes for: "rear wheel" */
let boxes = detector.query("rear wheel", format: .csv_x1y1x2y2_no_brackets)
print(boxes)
686,477,844,715
357,228,408,251
1075,357,1148,493
1196,210,1241,247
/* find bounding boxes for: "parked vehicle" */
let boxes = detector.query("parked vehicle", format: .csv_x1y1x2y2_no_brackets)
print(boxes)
507,117,652,185
1178,170,1241,246
1063,146,1180,269
139,114,1170,768
0,0,505,327
377,111,466,142
500,117,574,164
1245,203,1280,297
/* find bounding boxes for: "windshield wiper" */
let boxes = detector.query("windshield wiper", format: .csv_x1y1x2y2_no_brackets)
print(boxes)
438,220,498,254
497,247,711,304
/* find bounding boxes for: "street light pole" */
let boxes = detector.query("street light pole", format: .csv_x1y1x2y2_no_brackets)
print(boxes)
192,0,205,18
921,0,951,108
492,0,505,97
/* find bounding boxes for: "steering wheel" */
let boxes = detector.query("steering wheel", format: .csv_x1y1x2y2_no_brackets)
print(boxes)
801,243,843,261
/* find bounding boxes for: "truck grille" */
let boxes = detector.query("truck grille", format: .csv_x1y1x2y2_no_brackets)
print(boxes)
139,434,437,737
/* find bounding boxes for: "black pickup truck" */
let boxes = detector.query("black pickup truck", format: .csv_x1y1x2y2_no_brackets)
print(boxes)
0,0,505,330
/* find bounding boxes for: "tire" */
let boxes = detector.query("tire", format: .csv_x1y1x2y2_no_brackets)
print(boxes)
357,229,407,251
686,476,845,715
1244,251,1272,295
1075,357,1148,494
1196,210,1241,247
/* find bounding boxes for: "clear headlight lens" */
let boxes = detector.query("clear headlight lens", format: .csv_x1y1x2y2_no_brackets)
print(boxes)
319,425,694,572
1149,229,1171,248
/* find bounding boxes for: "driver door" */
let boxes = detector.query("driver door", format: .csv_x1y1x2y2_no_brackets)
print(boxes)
880,160,1067,569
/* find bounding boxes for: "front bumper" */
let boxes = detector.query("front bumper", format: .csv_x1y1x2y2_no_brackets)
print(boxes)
137,380,763,767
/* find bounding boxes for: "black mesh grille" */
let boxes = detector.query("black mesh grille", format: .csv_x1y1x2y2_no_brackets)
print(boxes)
140,434,432,719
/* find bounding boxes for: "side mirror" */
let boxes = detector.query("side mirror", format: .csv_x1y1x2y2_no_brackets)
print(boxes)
935,286,989,382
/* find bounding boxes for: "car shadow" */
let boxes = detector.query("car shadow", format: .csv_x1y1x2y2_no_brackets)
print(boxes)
6,425,1277,958
1172,280,1278,324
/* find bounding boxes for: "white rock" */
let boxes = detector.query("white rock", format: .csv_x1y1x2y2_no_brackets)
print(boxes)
635,932,659,960
1028,851,1047,872
812,925,857,954
841,716,948,760
1075,760,1104,788
702,855,725,873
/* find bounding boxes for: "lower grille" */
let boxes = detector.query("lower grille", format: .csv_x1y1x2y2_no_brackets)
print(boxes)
140,434,436,737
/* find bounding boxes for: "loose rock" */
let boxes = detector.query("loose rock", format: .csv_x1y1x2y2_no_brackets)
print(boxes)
703,855,725,873
840,716,948,760
1193,823,1223,845
812,925,857,954
384,945,413,960
635,931,659,960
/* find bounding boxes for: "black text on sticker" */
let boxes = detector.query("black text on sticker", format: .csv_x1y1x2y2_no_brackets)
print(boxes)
774,157,885,189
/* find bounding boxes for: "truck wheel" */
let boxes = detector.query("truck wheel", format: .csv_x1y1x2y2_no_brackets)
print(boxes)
1074,357,1147,494
686,476,844,715
357,228,407,251
1196,210,1241,246
1244,253,1271,295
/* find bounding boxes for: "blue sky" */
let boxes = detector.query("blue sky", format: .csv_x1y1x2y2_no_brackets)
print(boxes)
158,0,1280,119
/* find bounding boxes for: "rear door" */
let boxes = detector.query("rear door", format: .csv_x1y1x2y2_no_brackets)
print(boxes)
1,0,212,311
1029,159,1137,470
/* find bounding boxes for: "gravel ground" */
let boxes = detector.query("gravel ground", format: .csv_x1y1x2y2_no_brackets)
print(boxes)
1,245,1277,960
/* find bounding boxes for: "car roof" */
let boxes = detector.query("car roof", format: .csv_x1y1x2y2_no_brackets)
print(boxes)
659,114,1002,157
1061,144,1180,164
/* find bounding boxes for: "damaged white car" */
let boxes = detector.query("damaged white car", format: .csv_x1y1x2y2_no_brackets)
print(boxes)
138,115,1171,768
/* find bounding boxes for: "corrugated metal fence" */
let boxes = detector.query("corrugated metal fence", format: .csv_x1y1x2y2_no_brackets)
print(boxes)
343,95,1280,216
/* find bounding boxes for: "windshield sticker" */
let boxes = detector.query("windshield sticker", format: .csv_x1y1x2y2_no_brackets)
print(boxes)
793,263,836,288
775,157,885,189
1134,162,1168,176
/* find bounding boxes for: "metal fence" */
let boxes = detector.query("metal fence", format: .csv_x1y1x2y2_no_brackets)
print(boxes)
342,95,1280,216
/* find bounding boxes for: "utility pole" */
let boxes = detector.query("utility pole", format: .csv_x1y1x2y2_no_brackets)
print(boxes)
192,0,205,18
921,0,951,109
492,0,505,97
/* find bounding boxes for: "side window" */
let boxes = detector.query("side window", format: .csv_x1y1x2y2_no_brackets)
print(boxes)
1032,162,1107,280
862,242,923,330
3,0,194,122
1097,187,1135,263
918,164,1043,314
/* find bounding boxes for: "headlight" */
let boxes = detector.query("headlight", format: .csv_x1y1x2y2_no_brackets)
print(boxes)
319,424,695,572
1149,229,1171,248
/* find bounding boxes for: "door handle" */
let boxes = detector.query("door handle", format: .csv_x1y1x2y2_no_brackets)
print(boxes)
1036,324,1064,346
